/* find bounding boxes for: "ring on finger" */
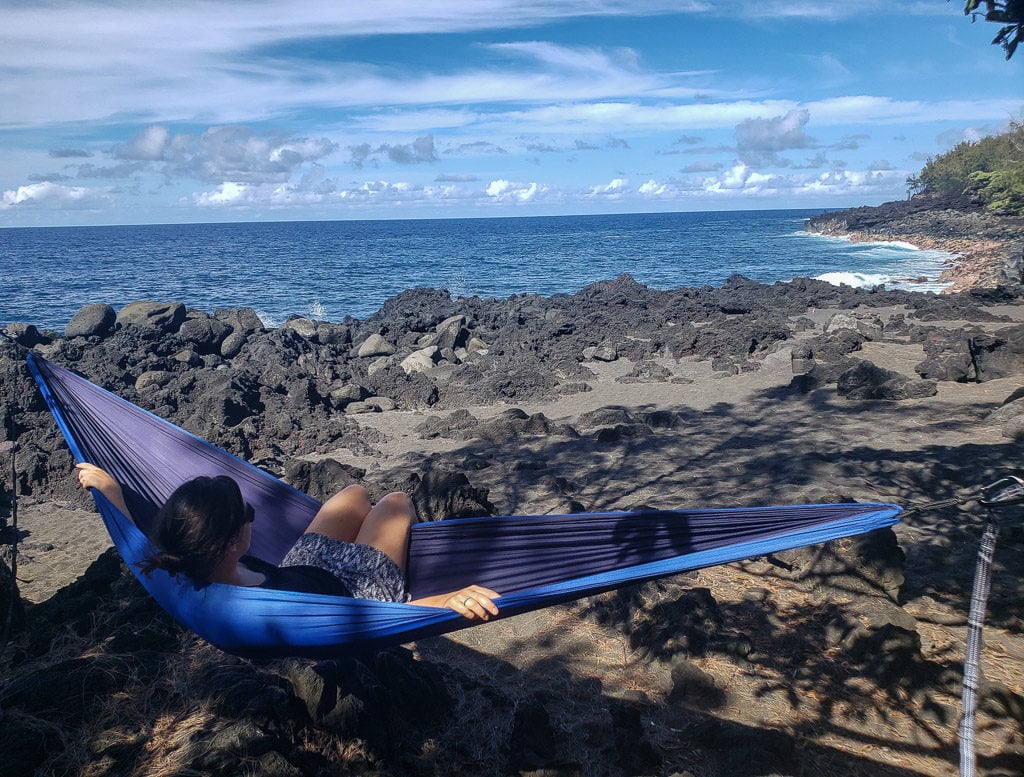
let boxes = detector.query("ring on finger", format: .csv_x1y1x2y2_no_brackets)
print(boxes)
463,597,472,607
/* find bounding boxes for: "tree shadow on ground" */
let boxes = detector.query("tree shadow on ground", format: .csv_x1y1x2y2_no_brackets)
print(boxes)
367,380,1024,774
5,377,1023,775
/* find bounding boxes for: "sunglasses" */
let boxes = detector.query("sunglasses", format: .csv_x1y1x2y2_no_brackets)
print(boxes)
244,501,255,523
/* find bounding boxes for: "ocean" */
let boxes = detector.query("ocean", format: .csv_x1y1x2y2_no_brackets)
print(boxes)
1,209,955,331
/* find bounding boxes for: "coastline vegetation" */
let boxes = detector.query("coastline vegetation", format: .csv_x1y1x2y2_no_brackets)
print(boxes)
907,119,1024,215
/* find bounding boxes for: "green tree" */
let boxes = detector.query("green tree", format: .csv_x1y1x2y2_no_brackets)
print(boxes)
907,121,1024,214
964,0,1024,59
969,166,1024,211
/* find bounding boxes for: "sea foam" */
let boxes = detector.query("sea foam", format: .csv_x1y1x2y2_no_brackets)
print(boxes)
815,271,891,288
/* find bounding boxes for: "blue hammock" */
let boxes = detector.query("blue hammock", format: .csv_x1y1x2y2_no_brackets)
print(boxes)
28,353,902,658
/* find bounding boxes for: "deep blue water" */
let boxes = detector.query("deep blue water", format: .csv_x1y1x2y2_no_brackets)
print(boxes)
0,210,954,330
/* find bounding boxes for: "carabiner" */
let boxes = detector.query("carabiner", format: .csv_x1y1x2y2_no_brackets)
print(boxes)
978,475,1024,507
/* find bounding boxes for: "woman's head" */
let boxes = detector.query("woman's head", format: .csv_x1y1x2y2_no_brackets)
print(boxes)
141,475,253,586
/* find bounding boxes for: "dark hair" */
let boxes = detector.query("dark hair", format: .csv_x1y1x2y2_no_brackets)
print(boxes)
139,476,252,587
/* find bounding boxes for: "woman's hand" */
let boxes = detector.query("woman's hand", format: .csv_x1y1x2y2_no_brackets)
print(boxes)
411,584,501,620
445,585,500,621
75,463,131,518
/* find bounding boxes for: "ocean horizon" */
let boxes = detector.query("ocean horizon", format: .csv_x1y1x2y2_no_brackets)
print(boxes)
1,208,955,332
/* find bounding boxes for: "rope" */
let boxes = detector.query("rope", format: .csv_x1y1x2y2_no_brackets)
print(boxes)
959,515,999,777
900,495,973,516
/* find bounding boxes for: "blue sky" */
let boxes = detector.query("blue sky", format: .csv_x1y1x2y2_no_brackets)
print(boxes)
1,1,1020,227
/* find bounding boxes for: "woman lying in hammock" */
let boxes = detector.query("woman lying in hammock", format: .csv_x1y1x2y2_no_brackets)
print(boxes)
75,463,500,621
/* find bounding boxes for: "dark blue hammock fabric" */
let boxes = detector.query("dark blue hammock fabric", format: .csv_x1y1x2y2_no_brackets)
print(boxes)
28,353,902,658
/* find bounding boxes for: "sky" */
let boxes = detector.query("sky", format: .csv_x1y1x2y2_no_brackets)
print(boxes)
1,1,1021,227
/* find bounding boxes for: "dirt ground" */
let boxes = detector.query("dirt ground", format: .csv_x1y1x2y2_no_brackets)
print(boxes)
11,303,1024,776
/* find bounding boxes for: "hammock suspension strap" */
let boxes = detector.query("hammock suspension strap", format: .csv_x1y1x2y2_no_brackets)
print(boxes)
952,476,1023,777
899,475,1024,516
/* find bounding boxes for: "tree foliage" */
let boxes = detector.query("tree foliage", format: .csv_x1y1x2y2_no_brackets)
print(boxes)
907,120,1024,215
964,0,1024,59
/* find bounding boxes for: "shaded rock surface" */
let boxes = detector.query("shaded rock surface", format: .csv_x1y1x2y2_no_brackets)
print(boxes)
3,274,1024,775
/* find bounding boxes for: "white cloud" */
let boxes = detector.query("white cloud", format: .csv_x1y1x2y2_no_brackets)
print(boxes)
486,179,549,202
735,108,814,164
0,0,1014,225
112,125,171,161
194,182,248,206
190,175,484,210
181,156,913,214
587,178,629,197
349,135,439,169
638,179,668,196
730,0,889,21
114,125,338,184
806,96,1022,126
0,181,110,209
0,11,705,127
0,1,1015,134
694,161,907,200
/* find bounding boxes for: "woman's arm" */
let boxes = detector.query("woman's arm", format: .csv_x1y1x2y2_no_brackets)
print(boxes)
410,584,500,621
75,462,132,519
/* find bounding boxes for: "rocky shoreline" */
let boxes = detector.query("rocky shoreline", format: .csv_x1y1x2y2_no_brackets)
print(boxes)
805,199,1024,292
3,273,1024,776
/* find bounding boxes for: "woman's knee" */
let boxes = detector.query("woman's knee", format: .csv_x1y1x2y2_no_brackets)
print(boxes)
324,484,370,514
339,483,370,503
378,491,415,520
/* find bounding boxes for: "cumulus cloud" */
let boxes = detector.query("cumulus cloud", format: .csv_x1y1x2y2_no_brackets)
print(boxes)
191,175,477,210
1,181,110,210
587,178,629,197
384,135,438,164
339,179,475,205
797,168,907,196
486,179,548,202
193,179,339,208
349,135,438,168
735,108,814,165
348,144,375,169
693,160,907,200
113,125,171,161
100,124,339,186
194,182,249,206
162,126,338,184
638,179,668,196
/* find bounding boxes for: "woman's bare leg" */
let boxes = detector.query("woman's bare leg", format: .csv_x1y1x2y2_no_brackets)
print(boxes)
354,492,416,572
304,485,372,543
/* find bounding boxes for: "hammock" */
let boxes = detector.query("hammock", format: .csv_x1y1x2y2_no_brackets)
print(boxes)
28,353,902,658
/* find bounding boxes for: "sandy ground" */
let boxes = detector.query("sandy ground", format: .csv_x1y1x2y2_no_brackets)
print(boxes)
10,302,1024,775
